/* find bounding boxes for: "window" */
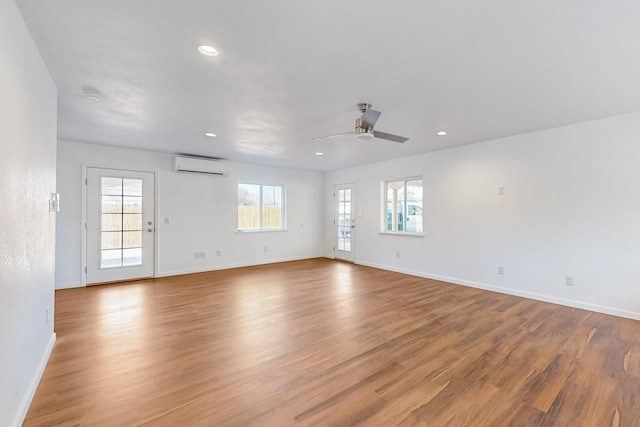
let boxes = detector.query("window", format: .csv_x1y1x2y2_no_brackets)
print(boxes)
383,177,423,234
238,183,285,231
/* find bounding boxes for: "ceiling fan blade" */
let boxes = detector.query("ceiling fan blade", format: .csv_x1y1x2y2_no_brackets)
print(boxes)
310,132,354,141
361,109,381,129
373,130,409,143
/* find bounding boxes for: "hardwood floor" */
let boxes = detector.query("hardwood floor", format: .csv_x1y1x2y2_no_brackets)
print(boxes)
25,258,640,426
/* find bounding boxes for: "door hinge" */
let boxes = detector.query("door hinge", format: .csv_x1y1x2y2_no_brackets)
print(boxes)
84,222,87,229
84,266,87,273
85,178,87,185
333,247,335,251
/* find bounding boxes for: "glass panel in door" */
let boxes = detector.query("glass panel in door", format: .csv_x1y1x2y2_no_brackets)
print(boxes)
335,183,355,262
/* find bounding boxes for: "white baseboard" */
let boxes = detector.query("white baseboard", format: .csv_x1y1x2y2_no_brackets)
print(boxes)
156,255,322,278
356,261,640,321
12,332,56,427
55,281,84,290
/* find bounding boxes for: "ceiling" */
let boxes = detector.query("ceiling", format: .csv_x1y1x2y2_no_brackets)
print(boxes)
16,0,640,171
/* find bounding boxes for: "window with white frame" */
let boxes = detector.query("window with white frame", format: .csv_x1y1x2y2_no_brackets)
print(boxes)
383,177,423,234
237,183,285,231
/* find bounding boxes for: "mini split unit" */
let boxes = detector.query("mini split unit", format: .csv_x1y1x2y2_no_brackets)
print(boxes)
173,156,228,176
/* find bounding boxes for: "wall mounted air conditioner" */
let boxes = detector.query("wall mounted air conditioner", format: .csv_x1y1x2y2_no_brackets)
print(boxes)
173,156,228,176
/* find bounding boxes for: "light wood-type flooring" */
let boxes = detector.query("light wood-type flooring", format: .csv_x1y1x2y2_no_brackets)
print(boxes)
25,258,640,426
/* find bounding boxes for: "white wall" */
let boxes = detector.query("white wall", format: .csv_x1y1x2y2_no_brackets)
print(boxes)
0,0,58,425
325,112,640,320
56,140,324,288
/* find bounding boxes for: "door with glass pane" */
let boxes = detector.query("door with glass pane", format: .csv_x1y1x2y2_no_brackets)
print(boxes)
86,168,155,284
335,183,355,262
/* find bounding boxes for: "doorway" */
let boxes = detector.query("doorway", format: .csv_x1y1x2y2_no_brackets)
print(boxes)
334,183,355,262
85,168,155,284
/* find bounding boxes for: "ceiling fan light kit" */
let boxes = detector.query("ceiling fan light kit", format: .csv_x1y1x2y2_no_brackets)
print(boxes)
355,120,375,141
355,131,375,141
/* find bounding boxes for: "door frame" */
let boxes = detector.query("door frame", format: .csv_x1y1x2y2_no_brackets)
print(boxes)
81,165,158,285
334,182,356,262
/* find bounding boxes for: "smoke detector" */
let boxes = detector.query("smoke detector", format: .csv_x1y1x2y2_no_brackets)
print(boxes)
83,87,102,101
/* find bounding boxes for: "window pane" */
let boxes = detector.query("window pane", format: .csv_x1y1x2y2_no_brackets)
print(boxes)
123,196,142,213
123,214,142,231
386,180,404,232
238,184,261,230
122,248,142,266
406,179,423,233
101,177,122,195
101,249,122,268
123,179,142,197
122,231,142,248
102,232,122,250
102,214,122,231
263,185,283,229
102,195,122,213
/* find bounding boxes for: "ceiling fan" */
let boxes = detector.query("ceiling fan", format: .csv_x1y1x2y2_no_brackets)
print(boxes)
311,103,409,143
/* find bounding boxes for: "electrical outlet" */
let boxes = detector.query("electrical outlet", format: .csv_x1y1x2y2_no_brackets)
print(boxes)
195,252,206,259
264,246,268,252
498,265,504,275
566,276,574,286
396,252,400,259
498,185,505,195
216,250,221,257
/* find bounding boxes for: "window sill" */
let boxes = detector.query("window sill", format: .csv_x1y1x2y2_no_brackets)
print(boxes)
379,231,424,238
236,229,287,234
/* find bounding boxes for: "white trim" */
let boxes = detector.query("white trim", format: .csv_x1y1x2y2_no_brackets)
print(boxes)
156,255,321,278
55,281,84,290
11,332,56,427
378,232,424,238
235,229,288,234
357,261,640,321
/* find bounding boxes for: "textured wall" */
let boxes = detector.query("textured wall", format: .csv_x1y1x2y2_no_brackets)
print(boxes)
0,0,58,425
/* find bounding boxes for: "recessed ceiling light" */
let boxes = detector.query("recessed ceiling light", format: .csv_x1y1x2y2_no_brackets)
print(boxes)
204,132,217,138
198,45,219,57
436,131,448,136
315,152,324,156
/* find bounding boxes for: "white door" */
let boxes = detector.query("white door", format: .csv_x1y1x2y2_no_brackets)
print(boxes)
86,168,155,284
335,183,355,262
